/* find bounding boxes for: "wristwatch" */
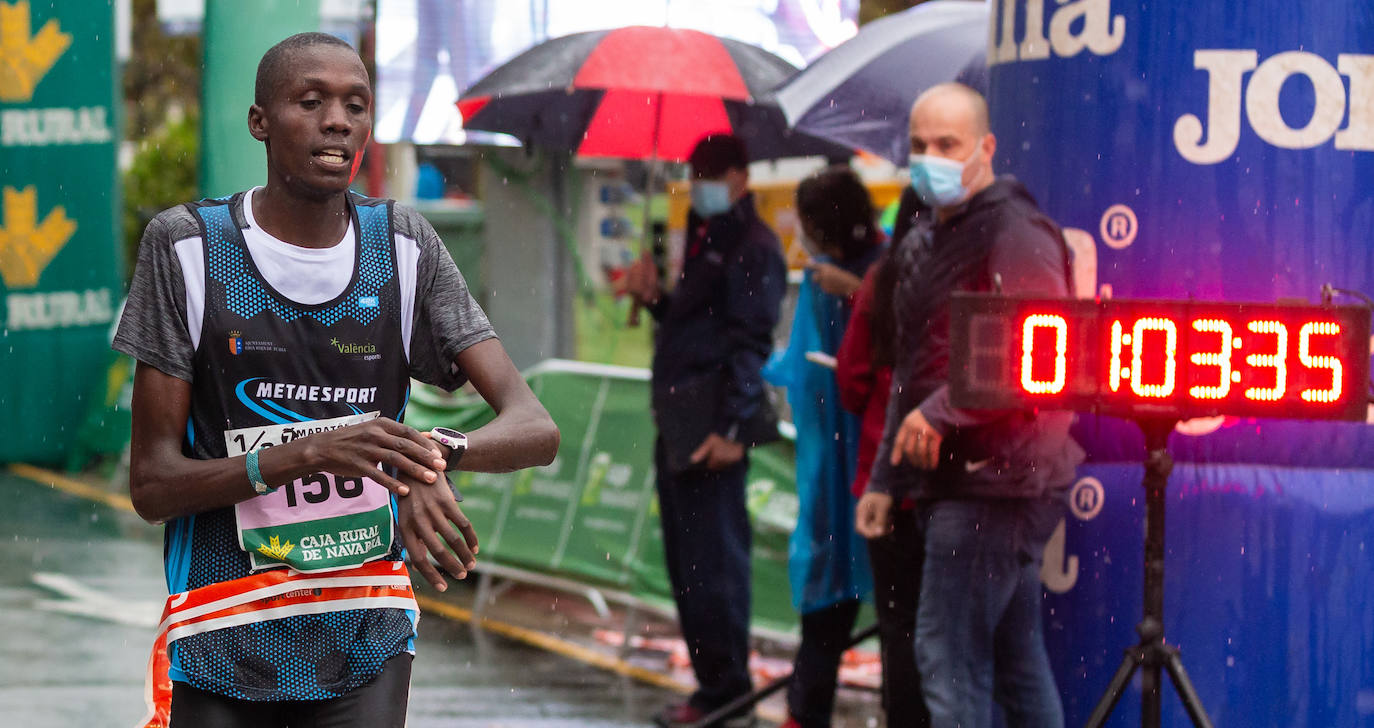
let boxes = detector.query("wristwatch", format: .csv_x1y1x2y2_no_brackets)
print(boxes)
429,427,468,471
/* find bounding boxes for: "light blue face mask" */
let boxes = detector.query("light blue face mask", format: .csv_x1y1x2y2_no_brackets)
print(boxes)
909,146,979,208
691,181,733,218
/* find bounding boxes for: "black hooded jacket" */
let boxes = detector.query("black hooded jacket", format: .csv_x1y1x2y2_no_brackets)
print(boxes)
869,176,1086,500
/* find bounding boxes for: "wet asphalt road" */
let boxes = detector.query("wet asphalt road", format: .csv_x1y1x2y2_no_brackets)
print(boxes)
0,469,682,727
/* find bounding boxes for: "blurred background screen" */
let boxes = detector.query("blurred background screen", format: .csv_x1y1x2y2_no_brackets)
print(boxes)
375,0,860,144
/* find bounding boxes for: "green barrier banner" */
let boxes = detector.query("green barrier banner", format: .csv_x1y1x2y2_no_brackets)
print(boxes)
0,1,122,464
410,360,801,635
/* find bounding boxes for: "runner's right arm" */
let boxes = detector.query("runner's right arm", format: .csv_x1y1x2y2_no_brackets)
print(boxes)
128,361,447,524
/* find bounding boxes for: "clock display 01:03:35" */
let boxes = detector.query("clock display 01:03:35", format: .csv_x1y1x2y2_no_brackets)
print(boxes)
949,294,1372,421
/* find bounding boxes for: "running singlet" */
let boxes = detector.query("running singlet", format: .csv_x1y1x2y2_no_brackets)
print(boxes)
172,191,414,700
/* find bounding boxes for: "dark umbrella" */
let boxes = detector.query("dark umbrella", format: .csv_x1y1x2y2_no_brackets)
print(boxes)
773,0,989,165
455,25,845,162
457,26,848,326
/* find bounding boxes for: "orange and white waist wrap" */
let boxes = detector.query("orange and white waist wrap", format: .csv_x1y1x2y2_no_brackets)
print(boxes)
137,559,418,728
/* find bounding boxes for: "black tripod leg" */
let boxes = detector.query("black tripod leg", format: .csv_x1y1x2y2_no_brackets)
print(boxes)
1084,647,1142,728
1163,649,1214,728
1142,659,1162,728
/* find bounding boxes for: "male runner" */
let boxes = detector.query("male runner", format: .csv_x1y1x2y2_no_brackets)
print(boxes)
114,32,558,727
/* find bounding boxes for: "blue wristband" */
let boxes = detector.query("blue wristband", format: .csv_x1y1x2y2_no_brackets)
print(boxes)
245,449,273,494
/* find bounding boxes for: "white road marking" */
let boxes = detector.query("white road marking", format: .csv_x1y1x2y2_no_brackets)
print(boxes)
30,572,160,627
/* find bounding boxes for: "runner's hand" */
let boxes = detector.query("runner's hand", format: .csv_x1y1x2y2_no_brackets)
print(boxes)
891,409,942,470
855,491,893,539
303,418,446,496
397,471,479,592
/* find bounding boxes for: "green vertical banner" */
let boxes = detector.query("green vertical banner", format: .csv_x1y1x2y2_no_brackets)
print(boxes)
201,0,320,197
0,1,121,464
407,360,803,635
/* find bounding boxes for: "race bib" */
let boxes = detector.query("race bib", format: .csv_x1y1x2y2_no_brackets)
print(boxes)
227,412,395,573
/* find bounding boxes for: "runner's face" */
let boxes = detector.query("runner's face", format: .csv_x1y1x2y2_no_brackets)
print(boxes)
252,45,372,199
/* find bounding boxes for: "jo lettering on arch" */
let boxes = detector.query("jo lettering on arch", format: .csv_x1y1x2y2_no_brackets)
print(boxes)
1176,51,1374,163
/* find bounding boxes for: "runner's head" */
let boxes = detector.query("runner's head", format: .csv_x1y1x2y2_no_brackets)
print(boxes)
249,33,371,200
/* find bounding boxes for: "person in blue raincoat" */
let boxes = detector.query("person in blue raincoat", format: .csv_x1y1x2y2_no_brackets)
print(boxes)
764,166,881,728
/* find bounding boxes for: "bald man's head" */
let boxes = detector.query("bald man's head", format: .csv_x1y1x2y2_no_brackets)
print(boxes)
908,82,996,209
911,82,989,136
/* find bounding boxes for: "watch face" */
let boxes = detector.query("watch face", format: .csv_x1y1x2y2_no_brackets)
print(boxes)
433,427,462,439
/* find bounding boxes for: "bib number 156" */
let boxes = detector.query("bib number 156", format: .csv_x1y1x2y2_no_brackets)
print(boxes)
283,472,367,507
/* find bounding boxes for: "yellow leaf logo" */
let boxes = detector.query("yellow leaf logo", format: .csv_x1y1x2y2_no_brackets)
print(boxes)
257,535,296,561
0,186,76,289
0,0,71,103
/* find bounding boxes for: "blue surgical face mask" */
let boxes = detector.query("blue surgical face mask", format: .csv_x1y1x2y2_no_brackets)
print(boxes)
909,145,980,208
691,181,733,218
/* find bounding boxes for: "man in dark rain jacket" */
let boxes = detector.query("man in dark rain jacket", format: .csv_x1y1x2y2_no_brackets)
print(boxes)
855,83,1084,728
624,134,786,728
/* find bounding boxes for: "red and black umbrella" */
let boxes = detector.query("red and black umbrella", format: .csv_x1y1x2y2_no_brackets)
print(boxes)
455,26,845,162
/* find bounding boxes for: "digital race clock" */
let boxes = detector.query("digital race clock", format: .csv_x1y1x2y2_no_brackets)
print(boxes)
949,294,1372,421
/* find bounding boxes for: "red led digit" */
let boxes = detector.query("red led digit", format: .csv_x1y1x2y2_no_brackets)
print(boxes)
1188,319,1234,399
1021,314,1068,394
1110,320,1125,392
1244,320,1288,401
1130,317,1178,398
1299,322,1342,403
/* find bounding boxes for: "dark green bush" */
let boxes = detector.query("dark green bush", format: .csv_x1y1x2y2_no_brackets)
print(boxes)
122,110,198,278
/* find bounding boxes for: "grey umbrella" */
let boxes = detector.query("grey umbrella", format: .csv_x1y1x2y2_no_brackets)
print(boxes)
773,0,989,165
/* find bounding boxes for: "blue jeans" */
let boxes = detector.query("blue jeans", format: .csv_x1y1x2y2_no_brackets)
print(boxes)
914,498,1065,728
655,440,753,711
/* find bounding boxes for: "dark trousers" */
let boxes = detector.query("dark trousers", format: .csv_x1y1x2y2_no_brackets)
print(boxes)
786,598,861,728
655,439,753,711
868,507,930,726
169,653,412,728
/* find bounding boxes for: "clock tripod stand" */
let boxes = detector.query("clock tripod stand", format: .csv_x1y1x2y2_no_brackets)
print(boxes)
1083,417,1213,728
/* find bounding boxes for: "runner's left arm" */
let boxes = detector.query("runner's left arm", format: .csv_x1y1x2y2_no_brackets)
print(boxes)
395,338,559,591
434,338,559,472
398,212,558,589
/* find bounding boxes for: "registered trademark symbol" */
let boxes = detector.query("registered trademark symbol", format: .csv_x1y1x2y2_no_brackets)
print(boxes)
1069,477,1105,521
1100,204,1138,249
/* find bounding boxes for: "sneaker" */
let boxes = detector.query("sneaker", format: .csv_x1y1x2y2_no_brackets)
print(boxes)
652,701,758,728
